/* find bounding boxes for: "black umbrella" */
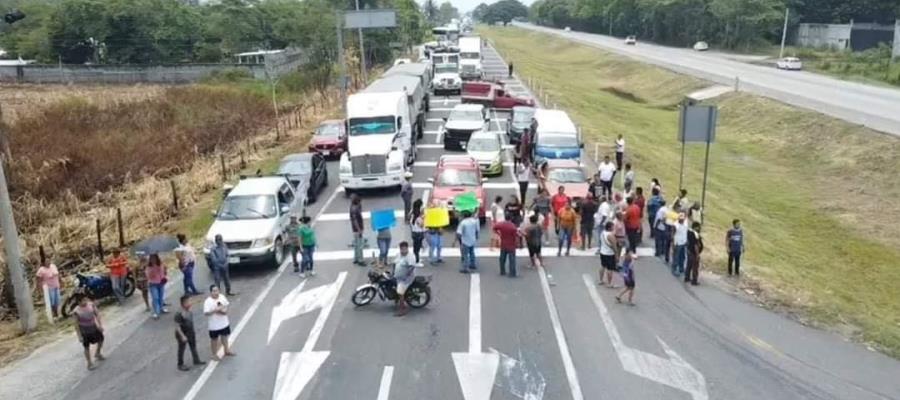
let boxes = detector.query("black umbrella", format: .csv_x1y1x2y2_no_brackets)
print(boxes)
131,235,181,256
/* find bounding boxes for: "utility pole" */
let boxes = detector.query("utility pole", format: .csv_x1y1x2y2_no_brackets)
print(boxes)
0,13,36,334
355,0,367,84
336,11,347,116
779,8,790,59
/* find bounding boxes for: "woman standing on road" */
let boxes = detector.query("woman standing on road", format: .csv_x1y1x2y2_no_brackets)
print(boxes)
35,258,61,319
410,201,426,266
176,234,200,296
73,296,104,370
146,254,168,319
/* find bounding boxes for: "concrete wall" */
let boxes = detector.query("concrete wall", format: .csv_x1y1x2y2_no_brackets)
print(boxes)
0,48,307,84
796,23,851,50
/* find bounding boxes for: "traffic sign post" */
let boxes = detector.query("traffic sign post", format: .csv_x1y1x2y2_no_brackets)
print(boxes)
677,103,718,225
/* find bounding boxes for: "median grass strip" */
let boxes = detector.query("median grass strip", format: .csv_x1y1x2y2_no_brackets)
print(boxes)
480,26,900,358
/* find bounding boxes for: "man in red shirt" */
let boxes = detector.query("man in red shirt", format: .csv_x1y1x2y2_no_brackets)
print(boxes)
550,186,570,236
624,197,642,253
493,220,520,278
106,248,129,305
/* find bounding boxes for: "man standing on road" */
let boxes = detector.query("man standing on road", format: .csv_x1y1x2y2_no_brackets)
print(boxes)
615,134,625,172
599,221,618,287
203,284,235,361
286,216,302,273
516,159,531,204
523,213,544,269
685,222,704,285
623,163,635,194
597,156,616,199
671,213,688,277
393,242,416,317
455,211,480,273
106,248,128,305
653,200,670,259
579,195,598,250
557,203,577,256
209,235,233,296
550,186,570,235
508,61,514,78
350,194,366,266
174,295,205,371
624,197,642,253
726,219,745,276
400,172,414,224
299,216,317,278
494,218,519,277
646,187,663,239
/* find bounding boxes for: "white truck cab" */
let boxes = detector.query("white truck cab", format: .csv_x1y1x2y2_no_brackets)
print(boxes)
458,36,483,80
203,176,301,268
431,52,461,95
339,91,409,196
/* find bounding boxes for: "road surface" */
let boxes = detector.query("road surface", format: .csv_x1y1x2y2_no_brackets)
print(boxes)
13,44,900,400
513,22,900,138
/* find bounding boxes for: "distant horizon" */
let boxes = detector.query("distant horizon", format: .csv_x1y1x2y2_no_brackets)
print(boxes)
420,0,536,14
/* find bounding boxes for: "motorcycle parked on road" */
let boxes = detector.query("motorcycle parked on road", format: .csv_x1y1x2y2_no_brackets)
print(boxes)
351,269,432,309
61,272,136,317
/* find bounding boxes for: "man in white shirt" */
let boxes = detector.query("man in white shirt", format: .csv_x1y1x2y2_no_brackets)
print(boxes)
597,155,617,199
671,214,689,277
516,160,532,204
615,134,625,170
392,242,417,316
203,285,235,361
594,196,612,254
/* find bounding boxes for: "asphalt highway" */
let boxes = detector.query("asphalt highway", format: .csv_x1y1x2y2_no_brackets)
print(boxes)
54,44,900,400
513,22,900,138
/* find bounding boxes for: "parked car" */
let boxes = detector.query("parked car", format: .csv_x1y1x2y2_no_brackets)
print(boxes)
539,159,589,204
507,105,536,145
776,57,803,71
466,131,504,176
462,80,535,109
693,41,709,51
564,27,571,32
308,119,347,158
203,176,302,268
429,155,487,224
277,153,328,204
442,103,488,151
625,35,637,45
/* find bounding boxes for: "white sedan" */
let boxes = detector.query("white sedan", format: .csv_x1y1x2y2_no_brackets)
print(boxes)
693,41,709,51
776,57,803,71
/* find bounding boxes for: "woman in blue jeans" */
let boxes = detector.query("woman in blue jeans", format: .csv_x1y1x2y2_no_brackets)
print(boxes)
146,254,168,319
427,227,443,264
376,227,391,265
176,234,200,295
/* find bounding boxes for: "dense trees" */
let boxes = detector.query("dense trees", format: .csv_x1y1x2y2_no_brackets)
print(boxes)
474,0,529,25
436,1,460,25
529,0,900,50
0,0,428,65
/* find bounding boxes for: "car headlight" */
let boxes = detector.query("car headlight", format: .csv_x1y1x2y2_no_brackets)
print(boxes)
252,237,274,248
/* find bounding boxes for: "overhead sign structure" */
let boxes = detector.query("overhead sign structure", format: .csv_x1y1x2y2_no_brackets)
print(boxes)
344,9,397,29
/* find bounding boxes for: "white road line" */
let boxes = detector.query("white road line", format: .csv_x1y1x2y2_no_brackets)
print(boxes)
468,273,483,353
539,266,584,400
377,366,395,400
317,209,404,222
182,186,342,400
423,130,441,135
430,107,455,111
417,144,444,149
422,189,430,208
426,118,445,123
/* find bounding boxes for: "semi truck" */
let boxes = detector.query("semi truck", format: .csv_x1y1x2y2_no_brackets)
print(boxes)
458,36,483,80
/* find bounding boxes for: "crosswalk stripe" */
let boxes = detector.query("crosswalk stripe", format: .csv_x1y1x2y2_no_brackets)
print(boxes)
291,247,655,260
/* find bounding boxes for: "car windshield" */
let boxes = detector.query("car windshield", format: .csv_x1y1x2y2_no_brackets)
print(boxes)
449,108,483,121
348,117,395,135
460,52,479,60
217,195,277,220
435,65,458,74
277,160,311,175
512,109,535,124
467,136,500,152
316,123,342,137
549,168,585,183
538,134,579,148
437,169,480,186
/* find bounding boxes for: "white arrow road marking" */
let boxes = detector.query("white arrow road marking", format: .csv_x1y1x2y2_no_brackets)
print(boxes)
377,366,395,400
272,271,348,400
452,273,500,400
582,274,708,400
489,348,547,400
268,280,336,343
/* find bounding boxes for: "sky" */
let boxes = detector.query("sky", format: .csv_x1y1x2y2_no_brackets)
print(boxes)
428,0,536,14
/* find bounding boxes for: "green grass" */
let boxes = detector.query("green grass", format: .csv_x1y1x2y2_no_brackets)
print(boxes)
481,26,900,358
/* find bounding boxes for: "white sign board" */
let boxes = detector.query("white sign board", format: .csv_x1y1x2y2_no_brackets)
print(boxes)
344,9,397,29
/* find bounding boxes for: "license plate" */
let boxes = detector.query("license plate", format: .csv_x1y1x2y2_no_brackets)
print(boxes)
227,257,240,264
322,150,330,156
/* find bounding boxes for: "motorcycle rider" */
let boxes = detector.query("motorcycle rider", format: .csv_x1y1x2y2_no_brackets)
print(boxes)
393,241,416,317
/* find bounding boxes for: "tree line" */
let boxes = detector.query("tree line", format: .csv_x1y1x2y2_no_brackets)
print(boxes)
473,0,529,25
527,0,900,50
0,0,429,65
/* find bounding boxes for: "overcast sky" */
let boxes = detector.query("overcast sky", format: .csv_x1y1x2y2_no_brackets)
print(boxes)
429,0,536,15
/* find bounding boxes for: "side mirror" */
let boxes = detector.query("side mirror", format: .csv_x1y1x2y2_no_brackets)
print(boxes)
427,177,435,183
280,205,290,215
481,177,488,183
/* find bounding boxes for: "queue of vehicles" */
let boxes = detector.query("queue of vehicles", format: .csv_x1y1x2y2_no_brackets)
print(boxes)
202,33,590,272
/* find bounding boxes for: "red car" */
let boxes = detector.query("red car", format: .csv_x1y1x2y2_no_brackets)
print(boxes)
540,159,589,203
429,155,487,224
308,119,347,158
462,80,535,109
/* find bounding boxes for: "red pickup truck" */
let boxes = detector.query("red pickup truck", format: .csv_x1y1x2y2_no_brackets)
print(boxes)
462,81,535,109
